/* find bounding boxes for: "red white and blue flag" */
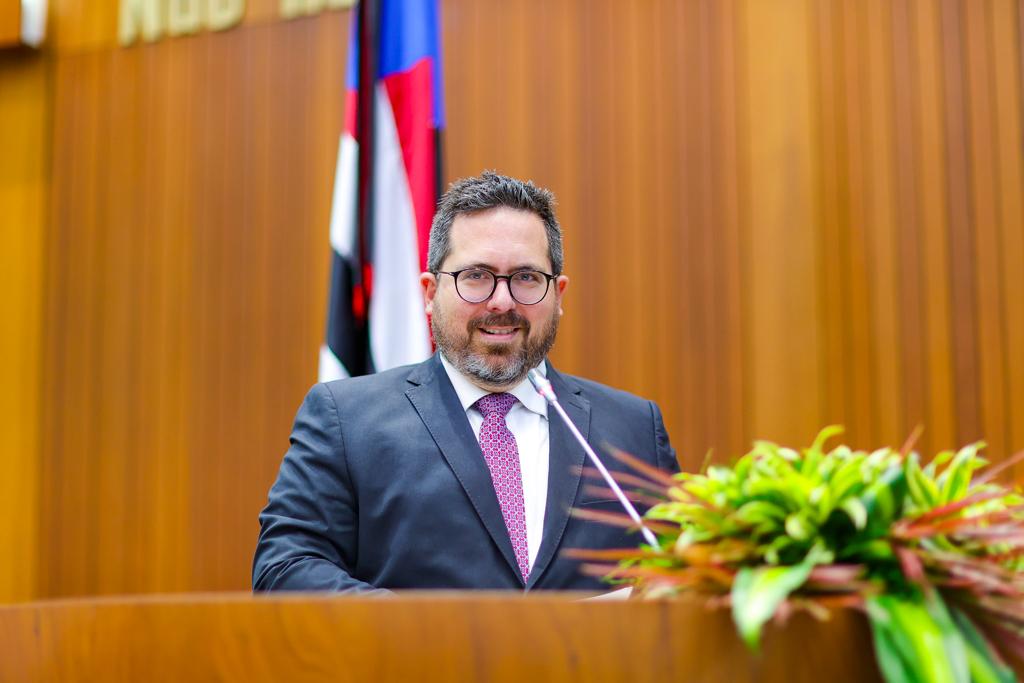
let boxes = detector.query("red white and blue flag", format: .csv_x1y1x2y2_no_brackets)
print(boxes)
320,0,443,380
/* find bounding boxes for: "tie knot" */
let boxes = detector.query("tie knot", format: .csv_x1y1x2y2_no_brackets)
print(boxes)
475,392,517,419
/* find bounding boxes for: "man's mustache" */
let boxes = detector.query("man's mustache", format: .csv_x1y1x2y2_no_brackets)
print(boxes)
468,313,530,331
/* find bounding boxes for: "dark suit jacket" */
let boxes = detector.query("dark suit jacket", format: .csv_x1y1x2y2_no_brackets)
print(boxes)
253,354,678,593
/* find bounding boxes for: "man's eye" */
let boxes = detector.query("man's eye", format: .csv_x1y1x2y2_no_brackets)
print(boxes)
464,270,489,281
514,272,542,284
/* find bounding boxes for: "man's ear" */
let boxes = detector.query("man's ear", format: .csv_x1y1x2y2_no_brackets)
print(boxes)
554,274,569,316
420,272,438,315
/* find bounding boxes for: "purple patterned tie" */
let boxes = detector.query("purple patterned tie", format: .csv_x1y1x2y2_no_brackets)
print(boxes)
475,393,530,582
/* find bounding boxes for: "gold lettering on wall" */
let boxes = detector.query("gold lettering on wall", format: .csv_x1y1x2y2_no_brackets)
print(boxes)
280,0,354,21
118,0,246,45
119,0,163,44
207,0,245,31
167,0,202,36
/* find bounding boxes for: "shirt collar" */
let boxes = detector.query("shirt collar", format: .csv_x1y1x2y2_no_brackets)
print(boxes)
439,352,549,419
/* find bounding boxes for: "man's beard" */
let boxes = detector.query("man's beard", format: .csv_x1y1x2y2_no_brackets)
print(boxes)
432,305,560,388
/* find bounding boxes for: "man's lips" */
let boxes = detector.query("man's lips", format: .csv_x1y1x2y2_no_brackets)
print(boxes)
477,326,521,340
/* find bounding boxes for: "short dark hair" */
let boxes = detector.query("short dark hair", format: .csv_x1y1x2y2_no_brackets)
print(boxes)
427,171,564,275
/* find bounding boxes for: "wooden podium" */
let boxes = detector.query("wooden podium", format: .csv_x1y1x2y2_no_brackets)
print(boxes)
0,592,881,682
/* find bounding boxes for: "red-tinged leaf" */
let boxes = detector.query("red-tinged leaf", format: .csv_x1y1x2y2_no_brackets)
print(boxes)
580,562,734,589
581,484,666,508
786,597,832,622
675,538,757,566
944,565,1022,597
603,445,679,487
579,467,670,499
802,593,867,610
623,563,736,588
690,564,737,588
950,527,1024,542
974,448,1024,485
801,581,875,595
906,489,1009,526
900,424,924,458
806,564,867,584
698,449,714,475
971,613,1024,670
898,505,1024,538
973,598,1024,627
560,547,664,561
773,599,795,626
927,549,1017,576
568,507,678,535
926,555,1022,595
577,562,645,580
985,545,1024,564
935,577,981,589
896,546,927,585
705,594,732,609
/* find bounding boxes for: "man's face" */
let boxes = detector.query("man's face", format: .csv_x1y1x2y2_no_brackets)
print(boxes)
421,207,570,390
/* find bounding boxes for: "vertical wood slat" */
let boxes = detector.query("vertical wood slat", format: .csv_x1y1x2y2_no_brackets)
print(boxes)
890,0,928,455
0,51,48,602
813,0,849,438
990,0,1024,480
840,0,876,446
739,0,822,445
863,0,904,448
940,0,982,445
0,0,20,46
913,0,959,454
675,0,701,464
713,0,746,461
963,0,1008,463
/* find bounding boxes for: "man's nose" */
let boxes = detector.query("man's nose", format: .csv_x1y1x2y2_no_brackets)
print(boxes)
486,278,516,312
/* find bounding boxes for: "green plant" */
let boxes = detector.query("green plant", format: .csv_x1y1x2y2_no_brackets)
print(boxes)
572,427,1024,682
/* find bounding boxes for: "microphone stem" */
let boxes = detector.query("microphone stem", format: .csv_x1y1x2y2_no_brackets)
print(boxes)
546,398,661,549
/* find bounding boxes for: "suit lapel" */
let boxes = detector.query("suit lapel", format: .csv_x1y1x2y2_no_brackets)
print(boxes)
405,355,524,583
527,365,589,589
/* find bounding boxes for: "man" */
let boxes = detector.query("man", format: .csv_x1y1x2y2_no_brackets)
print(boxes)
253,172,678,593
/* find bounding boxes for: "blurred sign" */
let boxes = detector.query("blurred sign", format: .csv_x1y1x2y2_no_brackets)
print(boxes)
118,0,355,46
281,0,355,20
119,0,244,44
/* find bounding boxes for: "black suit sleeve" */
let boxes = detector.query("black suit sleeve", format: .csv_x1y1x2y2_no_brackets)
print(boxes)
253,383,386,594
650,401,680,475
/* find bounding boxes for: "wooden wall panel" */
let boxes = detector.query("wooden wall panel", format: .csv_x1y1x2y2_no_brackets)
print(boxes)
0,1,19,46
964,0,1008,464
0,0,1019,601
991,0,1024,481
739,0,822,444
38,13,347,597
912,0,959,454
0,51,48,602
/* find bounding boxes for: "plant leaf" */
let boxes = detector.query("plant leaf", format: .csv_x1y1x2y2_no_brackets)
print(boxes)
949,607,1016,683
731,561,815,651
865,593,969,683
841,498,868,530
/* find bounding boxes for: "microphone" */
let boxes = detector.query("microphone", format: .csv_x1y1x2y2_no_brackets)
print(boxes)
528,369,660,548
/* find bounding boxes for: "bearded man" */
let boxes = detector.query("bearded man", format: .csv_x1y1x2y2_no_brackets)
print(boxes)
253,172,678,593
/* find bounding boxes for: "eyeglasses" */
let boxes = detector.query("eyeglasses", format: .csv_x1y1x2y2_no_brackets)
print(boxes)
436,268,556,305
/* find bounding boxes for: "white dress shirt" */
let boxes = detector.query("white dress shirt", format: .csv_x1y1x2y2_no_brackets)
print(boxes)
439,354,549,571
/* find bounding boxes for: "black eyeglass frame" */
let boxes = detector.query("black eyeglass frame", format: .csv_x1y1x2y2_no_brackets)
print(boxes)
435,268,557,305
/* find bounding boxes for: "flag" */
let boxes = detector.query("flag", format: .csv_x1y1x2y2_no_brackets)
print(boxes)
320,0,443,380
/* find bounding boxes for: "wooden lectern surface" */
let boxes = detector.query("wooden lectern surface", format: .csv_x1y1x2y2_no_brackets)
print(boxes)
0,592,880,682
